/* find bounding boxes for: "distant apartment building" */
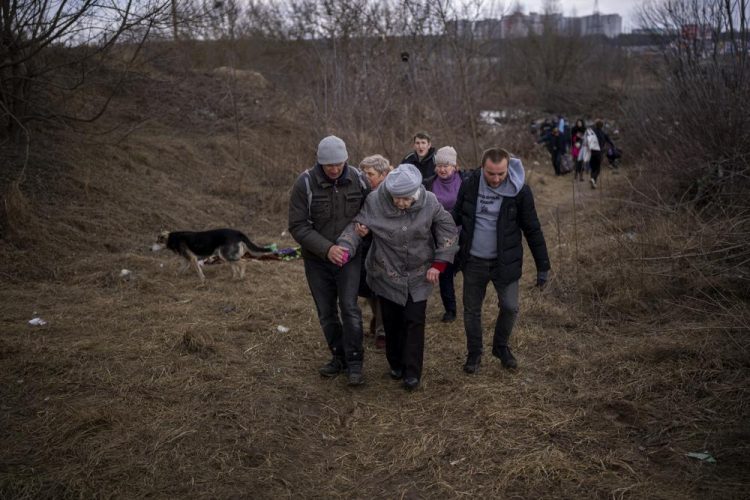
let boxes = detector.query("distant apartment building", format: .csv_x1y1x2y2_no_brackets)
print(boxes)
577,13,622,38
446,11,622,39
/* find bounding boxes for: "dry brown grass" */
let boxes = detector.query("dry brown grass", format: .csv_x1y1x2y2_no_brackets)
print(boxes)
1,66,748,498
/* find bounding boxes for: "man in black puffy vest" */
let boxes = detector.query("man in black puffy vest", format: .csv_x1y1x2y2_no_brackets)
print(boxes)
452,147,551,373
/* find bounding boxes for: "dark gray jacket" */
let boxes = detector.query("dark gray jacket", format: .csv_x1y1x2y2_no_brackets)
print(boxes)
288,164,370,261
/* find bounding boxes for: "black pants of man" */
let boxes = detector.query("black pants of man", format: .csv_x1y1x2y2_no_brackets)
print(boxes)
590,150,603,182
303,253,364,368
380,295,427,381
575,159,584,176
462,256,520,357
551,150,562,175
438,261,457,314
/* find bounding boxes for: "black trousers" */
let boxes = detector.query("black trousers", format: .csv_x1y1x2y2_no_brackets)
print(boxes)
380,295,427,380
462,256,520,356
575,159,584,175
438,261,457,313
590,150,603,182
303,254,364,365
551,150,562,175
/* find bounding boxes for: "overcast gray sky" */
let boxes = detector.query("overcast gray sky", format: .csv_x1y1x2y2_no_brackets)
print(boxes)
525,0,643,31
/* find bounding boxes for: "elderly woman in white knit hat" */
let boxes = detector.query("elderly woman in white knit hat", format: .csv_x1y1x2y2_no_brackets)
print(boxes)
337,164,458,391
423,146,463,323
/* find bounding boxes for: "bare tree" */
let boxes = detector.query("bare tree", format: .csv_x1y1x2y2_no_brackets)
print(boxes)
631,0,749,204
0,0,173,144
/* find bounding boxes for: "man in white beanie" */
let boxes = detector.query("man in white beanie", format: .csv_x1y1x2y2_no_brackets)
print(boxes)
288,135,371,385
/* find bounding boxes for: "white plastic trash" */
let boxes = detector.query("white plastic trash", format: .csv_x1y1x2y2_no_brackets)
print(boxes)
29,317,47,326
276,325,290,334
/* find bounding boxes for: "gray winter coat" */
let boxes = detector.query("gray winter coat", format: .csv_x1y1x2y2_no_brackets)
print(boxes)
338,185,459,306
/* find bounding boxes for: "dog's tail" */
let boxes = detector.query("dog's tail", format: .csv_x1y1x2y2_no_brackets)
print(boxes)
239,232,274,256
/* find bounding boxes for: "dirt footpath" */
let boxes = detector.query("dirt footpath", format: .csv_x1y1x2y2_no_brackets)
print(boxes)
1,164,747,499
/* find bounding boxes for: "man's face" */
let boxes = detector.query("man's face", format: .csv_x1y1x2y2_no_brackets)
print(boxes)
413,138,430,158
322,162,345,179
483,158,508,188
362,167,386,189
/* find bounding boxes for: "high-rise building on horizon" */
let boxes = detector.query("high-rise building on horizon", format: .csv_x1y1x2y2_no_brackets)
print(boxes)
446,11,623,39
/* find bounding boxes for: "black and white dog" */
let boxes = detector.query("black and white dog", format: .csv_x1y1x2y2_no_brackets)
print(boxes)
155,228,272,282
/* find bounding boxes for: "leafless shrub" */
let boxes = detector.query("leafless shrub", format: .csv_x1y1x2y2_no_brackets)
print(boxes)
628,0,749,205
613,0,750,311
0,1,178,141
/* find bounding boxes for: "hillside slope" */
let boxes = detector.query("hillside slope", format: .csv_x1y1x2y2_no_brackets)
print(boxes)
1,65,748,498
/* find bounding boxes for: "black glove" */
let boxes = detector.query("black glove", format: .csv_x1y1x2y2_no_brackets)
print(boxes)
536,270,549,289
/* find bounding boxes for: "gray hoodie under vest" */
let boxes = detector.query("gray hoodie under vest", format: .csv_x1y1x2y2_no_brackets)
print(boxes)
470,157,525,259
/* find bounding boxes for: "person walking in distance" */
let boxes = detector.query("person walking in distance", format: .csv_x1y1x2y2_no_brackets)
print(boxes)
288,136,371,385
589,119,614,189
452,148,551,373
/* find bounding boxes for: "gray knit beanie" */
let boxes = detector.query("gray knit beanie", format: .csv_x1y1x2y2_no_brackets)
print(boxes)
317,135,348,165
386,164,422,197
435,146,457,166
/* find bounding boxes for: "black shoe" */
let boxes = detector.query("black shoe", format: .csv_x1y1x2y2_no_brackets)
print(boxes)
463,353,481,374
403,377,419,390
493,346,518,369
389,368,403,380
441,310,456,322
319,357,345,377
347,370,365,386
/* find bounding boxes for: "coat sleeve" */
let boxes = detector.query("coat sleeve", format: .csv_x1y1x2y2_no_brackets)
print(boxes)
518,185,551,273
336,195,375,257
451,181,467,227
287,174,333,260
432,201,459,263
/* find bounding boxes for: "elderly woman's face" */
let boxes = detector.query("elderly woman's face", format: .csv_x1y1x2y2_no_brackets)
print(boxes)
392,196,415,210
435,163,455,179
363,167,387,189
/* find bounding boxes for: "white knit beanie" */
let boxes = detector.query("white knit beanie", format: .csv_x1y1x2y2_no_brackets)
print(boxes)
435,146,457,166
386,164,422,197
317,135,348,165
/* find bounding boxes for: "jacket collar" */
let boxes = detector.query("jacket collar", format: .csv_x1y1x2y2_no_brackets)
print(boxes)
377,184,427,217
311,163,352,188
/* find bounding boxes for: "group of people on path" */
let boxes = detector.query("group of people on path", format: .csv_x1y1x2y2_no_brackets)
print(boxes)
288,132,551,391
538,117,617,189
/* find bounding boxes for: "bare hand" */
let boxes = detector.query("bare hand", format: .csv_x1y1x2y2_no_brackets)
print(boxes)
355,223,369,237
327,245,348,266
426,267,440,284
